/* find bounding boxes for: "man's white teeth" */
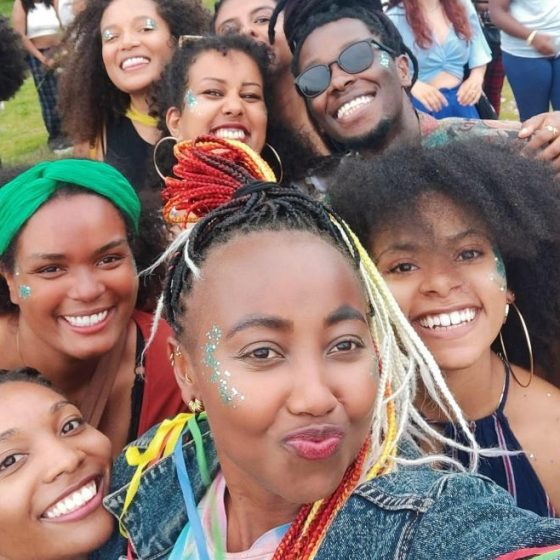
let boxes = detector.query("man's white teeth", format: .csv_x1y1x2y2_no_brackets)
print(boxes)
337,95,373,119
214,128,246,140
64,310,108,328
419,308,476,329
43,480,97,519
121,56,149,70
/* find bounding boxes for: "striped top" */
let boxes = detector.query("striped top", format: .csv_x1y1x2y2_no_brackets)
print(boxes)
441,364,555,517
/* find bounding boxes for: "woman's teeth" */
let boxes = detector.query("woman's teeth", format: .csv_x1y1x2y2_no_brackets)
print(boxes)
121,56,149,70
419,308,476,329
337,95,374,120
214,128,247,140
43,480,98,519
64,310,109,328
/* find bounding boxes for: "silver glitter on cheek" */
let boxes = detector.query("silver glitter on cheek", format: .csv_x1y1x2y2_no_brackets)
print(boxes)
379,51,390,68
202,325,245,407
489,249,507,292
18,285,31,299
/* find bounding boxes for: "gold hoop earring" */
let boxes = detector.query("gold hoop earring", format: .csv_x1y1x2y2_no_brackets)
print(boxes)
264,142,284,183
153,135,178,181
499,302,533,388
188,397,204,413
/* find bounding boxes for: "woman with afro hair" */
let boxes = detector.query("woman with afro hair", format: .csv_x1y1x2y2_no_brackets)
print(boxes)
329,139,560,516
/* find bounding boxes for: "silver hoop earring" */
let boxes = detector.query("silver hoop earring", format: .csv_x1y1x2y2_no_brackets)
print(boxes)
153,135,178,181
499,302,533,388
264,142,284,183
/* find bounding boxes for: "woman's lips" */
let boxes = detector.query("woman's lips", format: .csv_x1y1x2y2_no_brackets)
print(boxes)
283,427,345,460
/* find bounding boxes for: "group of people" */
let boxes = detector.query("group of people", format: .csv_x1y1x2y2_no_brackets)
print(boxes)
2,0,560,559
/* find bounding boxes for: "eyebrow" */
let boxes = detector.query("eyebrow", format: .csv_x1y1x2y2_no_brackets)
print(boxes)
199,77,263,89
226,315,293,339
324,305,367,327
28,238,128,262
0,400,72,443
376,228,488,259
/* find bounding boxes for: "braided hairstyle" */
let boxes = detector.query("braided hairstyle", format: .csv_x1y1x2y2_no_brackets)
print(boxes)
145,137,481,558
268,0,418,84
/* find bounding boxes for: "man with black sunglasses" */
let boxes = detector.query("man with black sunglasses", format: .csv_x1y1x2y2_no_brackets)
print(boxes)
270,0,560,174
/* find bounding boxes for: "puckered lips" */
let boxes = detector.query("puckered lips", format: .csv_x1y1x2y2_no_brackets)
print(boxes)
41,475,104,523
282,424,346,461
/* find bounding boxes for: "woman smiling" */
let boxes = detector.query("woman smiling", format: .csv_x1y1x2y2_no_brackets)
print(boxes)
0,159,184,456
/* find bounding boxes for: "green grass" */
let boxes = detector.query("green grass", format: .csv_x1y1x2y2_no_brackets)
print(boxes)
0,0,519,166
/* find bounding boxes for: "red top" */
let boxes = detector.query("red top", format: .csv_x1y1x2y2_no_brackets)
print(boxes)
133,310,186,436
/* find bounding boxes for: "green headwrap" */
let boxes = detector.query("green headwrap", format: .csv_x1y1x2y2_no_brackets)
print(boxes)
0,159,141,256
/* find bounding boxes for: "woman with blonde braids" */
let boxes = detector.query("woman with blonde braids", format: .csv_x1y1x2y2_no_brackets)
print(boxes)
96,139,560,560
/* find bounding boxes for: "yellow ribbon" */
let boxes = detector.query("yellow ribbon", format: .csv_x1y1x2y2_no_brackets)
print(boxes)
118,413,193,537
125,106,158,128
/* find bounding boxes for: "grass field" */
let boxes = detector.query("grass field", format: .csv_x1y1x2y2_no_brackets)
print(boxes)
0,0,519,166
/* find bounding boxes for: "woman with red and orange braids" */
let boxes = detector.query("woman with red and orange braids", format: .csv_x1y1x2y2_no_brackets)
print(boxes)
387,0,492,118
95,139,560,559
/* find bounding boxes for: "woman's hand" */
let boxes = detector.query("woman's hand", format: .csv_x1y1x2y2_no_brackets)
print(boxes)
412,81,448,113
531,33,557,57
457,73,484,106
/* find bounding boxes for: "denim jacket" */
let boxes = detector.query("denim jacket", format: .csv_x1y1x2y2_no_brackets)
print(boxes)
95,420,560,560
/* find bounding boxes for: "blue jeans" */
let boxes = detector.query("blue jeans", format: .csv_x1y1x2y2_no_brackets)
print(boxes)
412,85,480,119
503,52,560,121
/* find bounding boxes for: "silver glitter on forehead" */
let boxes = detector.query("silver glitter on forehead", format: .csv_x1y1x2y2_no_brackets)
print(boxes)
202,325,245,407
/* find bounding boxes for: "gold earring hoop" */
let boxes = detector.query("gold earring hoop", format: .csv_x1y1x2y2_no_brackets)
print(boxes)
153,135,178,181
188,397,204,413
264,142,284,183
499,302,533,388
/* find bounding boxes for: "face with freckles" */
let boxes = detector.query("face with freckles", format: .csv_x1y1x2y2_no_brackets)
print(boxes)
166,49,268,153
297,18,411,152
171,230,377,505
0,382,112,560
371,193,511,372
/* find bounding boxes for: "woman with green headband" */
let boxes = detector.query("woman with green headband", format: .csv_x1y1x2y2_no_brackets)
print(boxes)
0,159,185,456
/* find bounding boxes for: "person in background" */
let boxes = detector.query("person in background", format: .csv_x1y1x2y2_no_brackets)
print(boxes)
473,0,504,115
11,0,69,153
489,0,560,121
386,0,491,119
58,0,210,191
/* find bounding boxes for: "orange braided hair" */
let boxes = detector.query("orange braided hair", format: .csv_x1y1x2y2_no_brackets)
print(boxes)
162,135,276,226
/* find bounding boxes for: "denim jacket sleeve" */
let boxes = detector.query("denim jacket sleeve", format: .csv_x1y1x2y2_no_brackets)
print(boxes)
315,468,560,560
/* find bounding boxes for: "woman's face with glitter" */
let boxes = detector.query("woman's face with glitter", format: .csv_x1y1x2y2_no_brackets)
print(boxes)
166,49,268,153
171,230,377,506
100,0,174,97
371,193,511,373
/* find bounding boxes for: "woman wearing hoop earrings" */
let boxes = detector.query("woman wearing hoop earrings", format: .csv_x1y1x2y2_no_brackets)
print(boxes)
153,33,321,199
329,139,560,517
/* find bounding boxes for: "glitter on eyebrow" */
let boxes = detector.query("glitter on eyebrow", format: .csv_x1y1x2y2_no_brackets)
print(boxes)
144,17,157,30
102,29,117,42
202,325,245,407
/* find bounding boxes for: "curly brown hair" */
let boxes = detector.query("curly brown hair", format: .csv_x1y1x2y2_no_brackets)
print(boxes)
58,0,211,145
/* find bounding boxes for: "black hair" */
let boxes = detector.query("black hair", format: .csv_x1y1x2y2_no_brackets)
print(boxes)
59,0,211,145
0,16,27,102
152,33,321,184
163,186,359,338
0,367,62,395
268,0,417,82
20,0,54,13
328,140,560,379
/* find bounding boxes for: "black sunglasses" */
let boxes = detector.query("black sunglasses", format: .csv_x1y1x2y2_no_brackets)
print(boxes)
295,39,396,99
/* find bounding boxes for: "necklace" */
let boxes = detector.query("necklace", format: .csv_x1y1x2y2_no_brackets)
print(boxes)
126,105,158,127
